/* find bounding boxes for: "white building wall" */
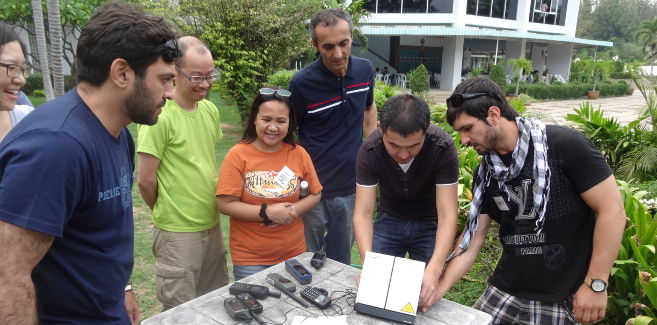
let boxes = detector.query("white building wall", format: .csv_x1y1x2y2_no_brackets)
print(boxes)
441,36,464,90
546,43,574,80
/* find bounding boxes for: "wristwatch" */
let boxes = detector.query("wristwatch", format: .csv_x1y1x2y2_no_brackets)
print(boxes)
589,278,607,292
259,203,272,225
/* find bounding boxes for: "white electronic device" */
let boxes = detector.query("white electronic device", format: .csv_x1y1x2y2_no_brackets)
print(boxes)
355,252,425,324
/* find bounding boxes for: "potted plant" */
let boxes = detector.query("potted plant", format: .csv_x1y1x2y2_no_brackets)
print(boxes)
506,58,533,98
585,58,612,100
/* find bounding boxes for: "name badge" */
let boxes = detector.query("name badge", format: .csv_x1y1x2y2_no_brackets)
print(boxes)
275,165,295,188
493,196,510,211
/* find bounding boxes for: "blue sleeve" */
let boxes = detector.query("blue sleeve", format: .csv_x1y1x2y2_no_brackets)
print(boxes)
366,63,375,107
0,131,87,237
289,80,306,128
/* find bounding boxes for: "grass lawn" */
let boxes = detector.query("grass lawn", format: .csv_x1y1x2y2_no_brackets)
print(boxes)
29,91,493,322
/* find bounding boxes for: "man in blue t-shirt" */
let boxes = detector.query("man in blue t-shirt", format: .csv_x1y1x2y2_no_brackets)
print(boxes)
0,3,178,324
289,9,377,264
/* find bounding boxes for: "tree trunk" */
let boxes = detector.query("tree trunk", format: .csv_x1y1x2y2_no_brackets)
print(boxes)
31,0,54,100
47,0,65,97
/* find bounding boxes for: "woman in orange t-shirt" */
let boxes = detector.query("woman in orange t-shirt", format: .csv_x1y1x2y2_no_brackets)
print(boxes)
217,88,322,281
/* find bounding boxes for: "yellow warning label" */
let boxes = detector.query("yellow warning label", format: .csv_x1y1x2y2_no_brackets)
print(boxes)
401,302,415,314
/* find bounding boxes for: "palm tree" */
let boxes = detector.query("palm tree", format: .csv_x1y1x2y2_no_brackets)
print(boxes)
31,0,54,100
636,17,657,76
506,58,532,96
46,0,65,97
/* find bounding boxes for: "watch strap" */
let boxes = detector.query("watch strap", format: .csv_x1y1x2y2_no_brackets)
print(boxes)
259,203,272,225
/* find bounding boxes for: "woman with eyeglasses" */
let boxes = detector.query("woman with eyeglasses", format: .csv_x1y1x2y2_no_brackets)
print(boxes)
217,88,322,280
0,23,32,142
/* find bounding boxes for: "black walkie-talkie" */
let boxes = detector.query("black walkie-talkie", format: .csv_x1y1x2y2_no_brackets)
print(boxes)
230,282,281,299
235,293,266,325
224,297,251,321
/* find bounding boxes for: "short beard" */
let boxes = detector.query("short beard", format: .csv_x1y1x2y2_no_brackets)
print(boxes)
125,76,164,125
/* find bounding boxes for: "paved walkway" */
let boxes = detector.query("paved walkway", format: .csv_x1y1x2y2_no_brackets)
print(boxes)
428,89,648,126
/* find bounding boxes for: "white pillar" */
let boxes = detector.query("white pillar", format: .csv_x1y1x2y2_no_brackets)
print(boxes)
564,0,581,37
441,36,464,90
516,0,533,33
504,39,527,75
546,43,573,81
529,44,545,71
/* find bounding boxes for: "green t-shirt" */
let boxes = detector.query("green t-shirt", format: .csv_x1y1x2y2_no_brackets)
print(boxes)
137,99,223,231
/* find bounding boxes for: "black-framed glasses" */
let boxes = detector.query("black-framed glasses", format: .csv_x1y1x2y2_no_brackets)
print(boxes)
0,62,29,79
446,92,488,107
156,39,180,62
259,88,291,97
176,67,220,83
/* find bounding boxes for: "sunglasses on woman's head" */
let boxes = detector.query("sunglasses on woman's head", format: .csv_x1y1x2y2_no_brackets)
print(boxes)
259,88,291,97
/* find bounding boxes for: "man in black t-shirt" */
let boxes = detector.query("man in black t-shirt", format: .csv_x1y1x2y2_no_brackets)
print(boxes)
353,94,459,313
437,77,626,325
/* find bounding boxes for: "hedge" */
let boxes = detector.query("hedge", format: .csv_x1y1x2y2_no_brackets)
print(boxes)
266,70,296,89
23,74,76,95
502,81,629,100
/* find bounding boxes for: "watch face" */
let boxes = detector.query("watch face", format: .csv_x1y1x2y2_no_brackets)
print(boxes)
591,279,606,292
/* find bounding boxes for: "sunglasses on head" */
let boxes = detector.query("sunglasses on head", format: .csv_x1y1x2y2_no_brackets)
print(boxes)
259,88,291,97
446,92,488,107
156,39,180,62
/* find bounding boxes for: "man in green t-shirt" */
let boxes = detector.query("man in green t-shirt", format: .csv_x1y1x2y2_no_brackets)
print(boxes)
137,36,228,310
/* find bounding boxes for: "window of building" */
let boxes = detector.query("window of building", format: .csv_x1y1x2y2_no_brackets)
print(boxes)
466,0,517,20
529,0,567,25
363,0,453,13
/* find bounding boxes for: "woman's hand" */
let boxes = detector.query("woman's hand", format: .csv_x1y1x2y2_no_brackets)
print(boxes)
266,202,296,225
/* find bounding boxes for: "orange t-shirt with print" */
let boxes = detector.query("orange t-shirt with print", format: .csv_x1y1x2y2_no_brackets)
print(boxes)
216,142,322,265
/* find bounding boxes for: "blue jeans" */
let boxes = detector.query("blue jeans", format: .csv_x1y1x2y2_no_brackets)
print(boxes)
372,211,437,263
232,264,272,281
301,194,355,265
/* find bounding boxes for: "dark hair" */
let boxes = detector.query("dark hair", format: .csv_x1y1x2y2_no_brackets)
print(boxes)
380,94,430,136
446,77,518,126
0,22,27,59
309,9,353,44
176,36,210,69
242,89,297,147
76,2,178,86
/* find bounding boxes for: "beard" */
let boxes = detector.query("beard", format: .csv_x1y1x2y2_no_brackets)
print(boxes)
474,126,501,155
124,76,165,126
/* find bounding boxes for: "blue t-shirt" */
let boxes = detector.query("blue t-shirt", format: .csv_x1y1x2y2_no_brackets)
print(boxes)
0,89,135,324
289,56,374,198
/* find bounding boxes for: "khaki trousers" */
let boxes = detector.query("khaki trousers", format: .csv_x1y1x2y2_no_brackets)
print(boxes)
153,224,229,310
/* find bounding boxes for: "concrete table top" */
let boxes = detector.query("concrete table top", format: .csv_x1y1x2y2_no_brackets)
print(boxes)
142,252,492,325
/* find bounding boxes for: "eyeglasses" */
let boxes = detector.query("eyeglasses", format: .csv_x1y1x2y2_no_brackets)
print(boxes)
258,88,291,97
176,67,220,83
0,63,29,79
156,39,180,62
446,92,488,107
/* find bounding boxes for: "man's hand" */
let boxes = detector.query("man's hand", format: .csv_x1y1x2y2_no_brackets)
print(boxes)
124,290,140,325
572,283,606,324
419,265,442,313
266,203,296,225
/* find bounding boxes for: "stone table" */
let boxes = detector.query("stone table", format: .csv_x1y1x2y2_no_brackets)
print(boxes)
142,252,492,325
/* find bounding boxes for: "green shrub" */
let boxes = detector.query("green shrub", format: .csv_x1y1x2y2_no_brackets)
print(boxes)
502,81,628,99
23,74,44,95
610,71,633,79
374,81,397,117
33,89,46,97
408,64,430,95
266,70,296,89
469,67,484,77
64,75,75,91
608,181,657,324
489,64,506,88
